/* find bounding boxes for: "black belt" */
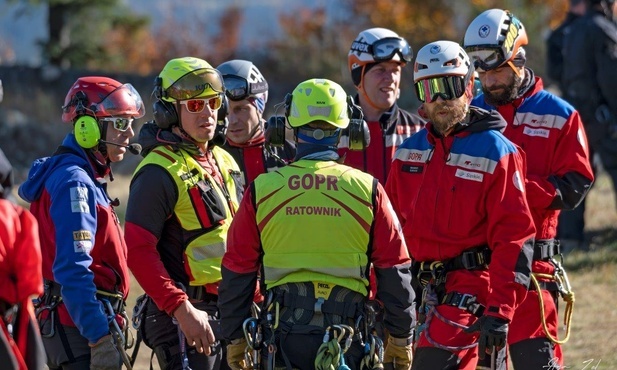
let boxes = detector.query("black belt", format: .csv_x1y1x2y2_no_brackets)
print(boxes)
533,239,560,261
44,279,125,313
529,280,560,292
441,291,485,317
186,286,218,303
276,290,363,319
412,246,492,287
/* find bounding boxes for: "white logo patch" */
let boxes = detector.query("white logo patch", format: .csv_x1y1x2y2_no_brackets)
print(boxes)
74,240,93,254
455,169,484,182
523,126,550,138
513,170,524,192
70,186,89,213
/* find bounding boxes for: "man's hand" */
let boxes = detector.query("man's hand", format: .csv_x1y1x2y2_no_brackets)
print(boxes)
227,338,248,370
464,315,509,360
383,336,413,370
89,334,121,370
173,300,216,355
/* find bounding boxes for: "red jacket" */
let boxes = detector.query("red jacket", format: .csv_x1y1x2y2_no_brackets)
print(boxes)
0,200,44,370
473,72,594,274
386,108,536,321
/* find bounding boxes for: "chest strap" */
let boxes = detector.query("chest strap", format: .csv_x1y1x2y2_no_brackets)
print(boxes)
534,239,560,261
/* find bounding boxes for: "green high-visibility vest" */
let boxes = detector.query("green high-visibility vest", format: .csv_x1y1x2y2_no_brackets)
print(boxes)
135,145,240,285
254,160,375,295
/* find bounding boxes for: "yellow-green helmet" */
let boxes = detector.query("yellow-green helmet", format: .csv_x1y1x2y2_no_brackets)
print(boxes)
157,57,225,102
287,79,350,129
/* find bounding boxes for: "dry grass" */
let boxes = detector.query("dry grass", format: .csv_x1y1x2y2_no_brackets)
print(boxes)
107,170,617,369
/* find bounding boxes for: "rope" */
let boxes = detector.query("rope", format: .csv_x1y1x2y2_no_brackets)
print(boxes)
315,326,353,370
421,285,477,352
531,272,574,344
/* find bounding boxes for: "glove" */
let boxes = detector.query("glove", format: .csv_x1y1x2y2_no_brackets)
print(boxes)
226,338,247,370
89,334,121,370
464,315,509,360
383,336,413,370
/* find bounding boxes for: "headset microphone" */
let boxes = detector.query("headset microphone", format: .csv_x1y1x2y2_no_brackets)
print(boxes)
99,140,142,155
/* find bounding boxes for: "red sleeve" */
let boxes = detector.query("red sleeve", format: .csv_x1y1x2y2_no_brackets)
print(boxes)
384,158,406,226
525,112,594,209
125,221,186,315
370,182,411,268
485,149,535,320
0,201,43,304
222,186,262,274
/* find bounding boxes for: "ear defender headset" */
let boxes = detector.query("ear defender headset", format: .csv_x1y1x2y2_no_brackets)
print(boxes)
210,94,230,146
344,96,370,151
152,76,179,129
71,91,102,149
267,93,370,150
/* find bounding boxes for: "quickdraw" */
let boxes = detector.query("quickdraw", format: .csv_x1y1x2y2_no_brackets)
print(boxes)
314,325,355,370
243,317,262,370
531,257,575,344
100,297,134,370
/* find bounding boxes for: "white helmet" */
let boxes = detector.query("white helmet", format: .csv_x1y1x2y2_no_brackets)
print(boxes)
414,40,472,82
348,27,413,85
413,41,473,103
463,9,528,71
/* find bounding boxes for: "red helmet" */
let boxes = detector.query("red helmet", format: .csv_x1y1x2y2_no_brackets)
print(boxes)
61,76,145,123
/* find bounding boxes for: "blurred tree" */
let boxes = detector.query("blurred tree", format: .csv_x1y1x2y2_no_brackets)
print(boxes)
12,0,150,70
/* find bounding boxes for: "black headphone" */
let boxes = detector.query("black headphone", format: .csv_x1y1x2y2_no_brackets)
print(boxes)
267,93,369,150
68,91,102,149
152,76,178,129
210,94,230,146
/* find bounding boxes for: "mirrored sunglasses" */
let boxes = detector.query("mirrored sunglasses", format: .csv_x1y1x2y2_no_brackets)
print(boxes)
371,37,413,63
179,96,223,113
415,75,467,103
223,75,268,101
99,117,133,132
165,68,225,101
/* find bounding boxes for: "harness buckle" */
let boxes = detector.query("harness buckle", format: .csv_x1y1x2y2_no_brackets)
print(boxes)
314,297,325,315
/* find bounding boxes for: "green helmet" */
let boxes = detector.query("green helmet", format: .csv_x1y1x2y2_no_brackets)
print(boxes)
287,79,349,129
157,57,225,102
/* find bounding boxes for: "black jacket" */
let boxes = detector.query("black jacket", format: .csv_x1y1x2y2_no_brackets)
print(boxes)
562,8,617,137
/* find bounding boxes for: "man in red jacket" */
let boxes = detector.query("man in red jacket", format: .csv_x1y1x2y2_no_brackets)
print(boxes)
340,27,425,185
386,40,535,370
0,144,45,370
465,9,594,368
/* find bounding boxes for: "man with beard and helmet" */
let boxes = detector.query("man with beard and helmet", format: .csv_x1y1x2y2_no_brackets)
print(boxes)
124,57,244,370
560,0,617,253
464,8,594,369
18,76,145,369
386,40,536,370
220,78,416,370
216,59,295,188
341,27,425,185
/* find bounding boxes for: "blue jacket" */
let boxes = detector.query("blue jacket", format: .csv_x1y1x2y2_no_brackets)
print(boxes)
19,133,130,344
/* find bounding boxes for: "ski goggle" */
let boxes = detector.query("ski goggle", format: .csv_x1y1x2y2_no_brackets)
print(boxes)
165,68,225,101
466,47,506,72
179,96,223,113
223,75,268,101
99,117,134,132
414,75,467,103
351,37,413,63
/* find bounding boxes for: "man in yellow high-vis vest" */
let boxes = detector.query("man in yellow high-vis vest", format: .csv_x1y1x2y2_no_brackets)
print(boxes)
125,57,244,370
219,78,416,370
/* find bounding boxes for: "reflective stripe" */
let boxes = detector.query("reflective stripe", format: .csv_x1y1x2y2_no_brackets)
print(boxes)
191,241,226,260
